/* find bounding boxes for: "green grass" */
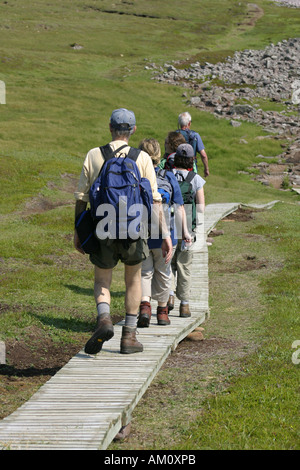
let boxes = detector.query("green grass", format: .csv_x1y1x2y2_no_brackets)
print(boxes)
107,202,299,451
0,0,299,449
169,204,300,450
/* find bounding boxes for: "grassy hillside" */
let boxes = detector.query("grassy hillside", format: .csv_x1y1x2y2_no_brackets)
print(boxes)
0,0,299,450
1,1,299,203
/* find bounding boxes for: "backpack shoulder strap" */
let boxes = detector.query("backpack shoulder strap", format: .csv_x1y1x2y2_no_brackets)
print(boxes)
179,128,195,139
127,147,141,162
178,129,190,140
100,143,128,162
185,170,196,185
157,168,166,178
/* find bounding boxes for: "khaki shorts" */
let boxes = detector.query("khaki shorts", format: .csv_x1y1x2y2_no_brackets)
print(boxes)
90,238,149,269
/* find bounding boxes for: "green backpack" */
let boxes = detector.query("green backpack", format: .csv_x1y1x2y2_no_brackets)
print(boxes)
177,171,197,231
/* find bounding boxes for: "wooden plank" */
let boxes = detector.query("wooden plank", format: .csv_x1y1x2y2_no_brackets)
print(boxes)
0,202,241,450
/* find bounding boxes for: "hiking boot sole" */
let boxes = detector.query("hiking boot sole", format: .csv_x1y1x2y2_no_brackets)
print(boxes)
84,325,114,355
157,319,171,325
120,344,143,354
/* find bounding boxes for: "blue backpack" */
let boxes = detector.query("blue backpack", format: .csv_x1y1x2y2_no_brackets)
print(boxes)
156,168,173,206
89,144,153,240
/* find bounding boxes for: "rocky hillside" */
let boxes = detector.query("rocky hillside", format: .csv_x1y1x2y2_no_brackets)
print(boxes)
150,38,300,191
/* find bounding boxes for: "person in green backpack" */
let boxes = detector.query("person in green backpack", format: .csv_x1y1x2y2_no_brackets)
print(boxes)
170,143,206,318
158,130,186,171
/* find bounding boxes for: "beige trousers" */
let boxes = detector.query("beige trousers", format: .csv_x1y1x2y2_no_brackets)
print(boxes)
171,240,193,301
141,246,176,303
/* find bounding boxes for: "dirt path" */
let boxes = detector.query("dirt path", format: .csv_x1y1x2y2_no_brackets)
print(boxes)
236,3,264,33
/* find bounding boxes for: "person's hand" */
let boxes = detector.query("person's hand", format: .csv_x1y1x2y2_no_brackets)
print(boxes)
74,230,85,255
204,168,209,177
183,232,193,248
161,236,173,264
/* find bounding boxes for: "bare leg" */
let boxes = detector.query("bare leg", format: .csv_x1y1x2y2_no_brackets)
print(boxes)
84,266,114,355
121,263,143,354
124,263,142,315
94,266,113,305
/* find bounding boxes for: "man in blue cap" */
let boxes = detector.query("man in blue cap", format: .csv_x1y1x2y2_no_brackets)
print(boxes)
74,108,172,355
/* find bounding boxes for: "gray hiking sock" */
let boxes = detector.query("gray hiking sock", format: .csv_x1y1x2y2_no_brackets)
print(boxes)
96,302,110,320
125,313,137,328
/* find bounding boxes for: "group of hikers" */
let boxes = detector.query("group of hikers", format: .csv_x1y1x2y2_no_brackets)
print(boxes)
74,108,209,357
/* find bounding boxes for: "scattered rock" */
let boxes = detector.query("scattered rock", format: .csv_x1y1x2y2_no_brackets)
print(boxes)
184,327,205,342
272,0,300,8
251,137,300,189
113,423,131,441
231,104,255,115
291,79,300,104
190,96,201,106
153,38,300,137
210,229,224,236
151,37,300,192
230,120,241,127
70,43,83,50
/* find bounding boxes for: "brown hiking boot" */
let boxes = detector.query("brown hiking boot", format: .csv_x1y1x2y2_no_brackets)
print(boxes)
167,295,174,312
137,301,151,328
157,306,171,326
120,326,143,354
179,303,191,318
84,315,114,355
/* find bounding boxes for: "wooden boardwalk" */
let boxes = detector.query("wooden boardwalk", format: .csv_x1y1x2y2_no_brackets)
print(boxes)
0,202,272,450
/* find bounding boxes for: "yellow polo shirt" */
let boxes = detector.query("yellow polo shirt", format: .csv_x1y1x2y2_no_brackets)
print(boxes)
74,140,161,203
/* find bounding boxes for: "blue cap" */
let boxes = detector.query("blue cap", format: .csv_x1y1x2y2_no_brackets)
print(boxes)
110,108,136,131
